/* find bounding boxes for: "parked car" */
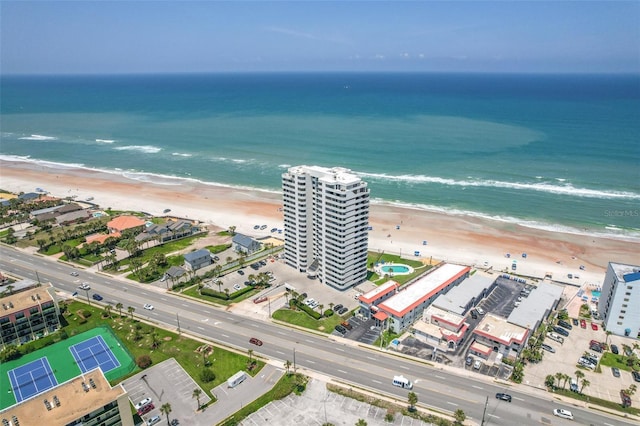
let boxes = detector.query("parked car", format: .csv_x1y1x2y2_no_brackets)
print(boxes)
147,415,162,426
79,283,91,290
476,307,485,315
495,393,512,402
465,356,474,367
591,322,599,331
572,318,579,326
70,271,79,277
233,284,242,291
632,371,640,383
621,390,632,408
612,367,621,378
553,326,569,337
92,293,103,301
249,337,263,346
580,319,587,329
134,397,153,410
589,344,603,353
473,360,482,370
333,304,343,312
338,307,348,315
237,269,244,275
611,344,619,355
334,324,346,334
558,320,573,330
553,408,573,420
341,321,353,330
137,403,155,415
541,344,555,353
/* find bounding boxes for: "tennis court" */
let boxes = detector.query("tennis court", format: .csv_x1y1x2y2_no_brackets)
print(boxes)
7,357,58,403
69,335,121,374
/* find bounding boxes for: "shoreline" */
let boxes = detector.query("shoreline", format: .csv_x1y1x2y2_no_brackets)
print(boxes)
2,159,639,286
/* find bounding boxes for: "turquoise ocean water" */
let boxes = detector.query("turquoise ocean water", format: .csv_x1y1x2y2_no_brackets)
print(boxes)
1,73,639,238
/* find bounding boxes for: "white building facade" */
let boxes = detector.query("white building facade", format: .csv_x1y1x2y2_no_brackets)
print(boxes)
599,262,640,338
282,166,370,290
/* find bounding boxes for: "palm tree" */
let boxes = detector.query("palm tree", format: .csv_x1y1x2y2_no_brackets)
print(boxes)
160,402,172,425
554,372,563,388
626,384,637,396
248,349,254,363
103,305,112,318
605,330,612,346
317,304,324,316
575,369,585,385
407,391,418,410
579,378,590,394
192,388,202,410
453,408,466,425
116,302,123,317
228,225,236,235
284,360,292,375
561,373,570,390
127,306,135,320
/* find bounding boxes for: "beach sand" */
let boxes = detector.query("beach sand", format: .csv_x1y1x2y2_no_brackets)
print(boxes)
2,159,638,286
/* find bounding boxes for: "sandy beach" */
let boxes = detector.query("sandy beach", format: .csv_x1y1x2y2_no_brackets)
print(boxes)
2,159,638,286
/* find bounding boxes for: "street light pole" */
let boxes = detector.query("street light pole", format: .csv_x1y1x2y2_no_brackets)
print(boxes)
176,312,181,336
293,347,296,374
481,395,488,425
85,289,91,306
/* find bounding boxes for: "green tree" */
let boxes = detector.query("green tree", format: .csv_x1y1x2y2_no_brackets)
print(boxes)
579,378,590,394
407,391,418,410
355,420,367,426
284,360,292,375
626,384,637,396
454,408,466,425
128,306,135,320
116,302,123,317
192,388,202,410
160,402,172,426
103,304,112,318
555,372,563,388
545,374,556,389
574,369,585,385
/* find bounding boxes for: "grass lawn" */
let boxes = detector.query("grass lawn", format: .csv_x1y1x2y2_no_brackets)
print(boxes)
272,307,345,333
205,243,232,254
182,286,261,307
551,387,639,416
46,300,265,399
600,352,639,371
366,252,433,285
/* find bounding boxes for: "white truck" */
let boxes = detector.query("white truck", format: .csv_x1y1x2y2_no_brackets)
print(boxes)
392,375,413,389
227,371,247,388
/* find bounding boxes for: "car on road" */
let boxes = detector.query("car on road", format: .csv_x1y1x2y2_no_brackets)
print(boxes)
591,322,598,331
335,324,347,334
611,344,619,355
70,271,79,277
553,408,574,420
147,415,162,426
495,393,512,402
143,304,154,311
79,283,91,290
134,397,153,410
465,356,474,367
92,293,103,301
541,344,555,353
249,337,263,346
580,319,587,329
632,371,640,383
137,403,155,415
612,367,621,378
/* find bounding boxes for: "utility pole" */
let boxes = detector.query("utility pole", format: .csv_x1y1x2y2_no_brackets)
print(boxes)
176,312,181,336
481,395,488,425
35,270,41,285
293,347,296,374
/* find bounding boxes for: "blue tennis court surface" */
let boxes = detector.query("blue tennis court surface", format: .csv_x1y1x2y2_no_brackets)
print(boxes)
69,335,121,374
7,357,58,403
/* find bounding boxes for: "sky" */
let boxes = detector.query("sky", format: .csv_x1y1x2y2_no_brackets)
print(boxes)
1,1,639,74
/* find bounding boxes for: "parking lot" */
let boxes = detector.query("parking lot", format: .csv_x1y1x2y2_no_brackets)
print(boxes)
122,358,211,426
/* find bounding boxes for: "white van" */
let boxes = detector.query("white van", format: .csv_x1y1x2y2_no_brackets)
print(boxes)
227,371,247,388
392,375,413,389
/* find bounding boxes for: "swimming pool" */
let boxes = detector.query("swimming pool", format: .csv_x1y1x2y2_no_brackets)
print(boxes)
591,291,601,298
376,263,414,275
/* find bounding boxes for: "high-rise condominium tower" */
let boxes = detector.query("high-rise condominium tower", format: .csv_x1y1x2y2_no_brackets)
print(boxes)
282,166,369,290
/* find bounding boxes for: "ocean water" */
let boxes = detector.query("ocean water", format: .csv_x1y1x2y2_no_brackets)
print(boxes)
1,73,639,239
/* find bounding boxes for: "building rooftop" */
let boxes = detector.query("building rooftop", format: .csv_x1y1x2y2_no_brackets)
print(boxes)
610,262,640,283
183,249,211,262
359,280,398,304
286,165,362,186
0,285,55,317
424,305,466,328
508,281,564,330
379,264,470,317
232,233,258,248
474,314,528,346
433,273,494,315
106,215,146,232
1,368,127,426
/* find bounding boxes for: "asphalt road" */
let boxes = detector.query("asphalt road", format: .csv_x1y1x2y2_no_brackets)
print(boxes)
1,245,635,426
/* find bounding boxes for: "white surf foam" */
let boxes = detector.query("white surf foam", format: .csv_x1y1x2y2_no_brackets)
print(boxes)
18,134,58,141
171,152,193,157
113,145,162,154
95,139,115,144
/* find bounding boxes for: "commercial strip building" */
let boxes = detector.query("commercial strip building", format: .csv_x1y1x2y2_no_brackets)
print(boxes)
471,314,529,362
282,166,370,291
508,280,564,331
1,368,134,426
412,305,469,350
0,284,60,349
431,273,495,316
599,262,640,338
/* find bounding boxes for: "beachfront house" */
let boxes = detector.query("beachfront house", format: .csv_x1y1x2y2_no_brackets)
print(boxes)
135,219,199,244
232,233,261,255
106,215,146,235
184,249,213,271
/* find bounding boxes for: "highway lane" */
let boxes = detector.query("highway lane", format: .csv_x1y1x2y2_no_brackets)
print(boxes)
1,245,635,425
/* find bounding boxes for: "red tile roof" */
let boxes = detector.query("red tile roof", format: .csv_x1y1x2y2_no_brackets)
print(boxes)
107,215,145,232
